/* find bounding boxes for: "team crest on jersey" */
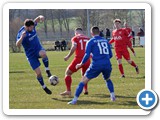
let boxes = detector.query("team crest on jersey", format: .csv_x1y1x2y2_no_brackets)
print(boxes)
119,31,122,34
114,36,122,40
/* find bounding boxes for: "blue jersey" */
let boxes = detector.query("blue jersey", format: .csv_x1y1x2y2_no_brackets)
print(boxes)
16,23,43,59
82,36,112,67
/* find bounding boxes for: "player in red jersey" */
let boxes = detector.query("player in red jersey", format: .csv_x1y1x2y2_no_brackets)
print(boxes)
60,28,90,97
109,19,139,78
123,22,136,57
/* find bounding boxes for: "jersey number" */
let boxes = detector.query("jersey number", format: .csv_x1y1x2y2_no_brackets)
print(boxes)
79,39,88,50
97,42,109,54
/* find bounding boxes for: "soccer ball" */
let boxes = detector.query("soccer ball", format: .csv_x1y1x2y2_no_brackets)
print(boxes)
49,75,59,86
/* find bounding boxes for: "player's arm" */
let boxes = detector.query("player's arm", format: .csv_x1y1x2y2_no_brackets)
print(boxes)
16,31,26,47
34,15,45,23
109,39,114,44
64,41,77,61
109,32,114,44
76,41,92,69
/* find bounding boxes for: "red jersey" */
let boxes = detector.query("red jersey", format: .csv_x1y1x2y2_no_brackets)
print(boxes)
109,28,130,51
71,34,90,58
123,27,133,40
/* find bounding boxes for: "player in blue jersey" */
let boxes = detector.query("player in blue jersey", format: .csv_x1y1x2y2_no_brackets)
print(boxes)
16,15,52,95
68,26,115,105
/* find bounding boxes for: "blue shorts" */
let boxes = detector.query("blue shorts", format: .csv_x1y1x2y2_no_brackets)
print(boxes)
85,64,112,80
27,48,44,70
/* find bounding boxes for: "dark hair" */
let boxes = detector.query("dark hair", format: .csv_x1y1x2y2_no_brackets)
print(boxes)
75,27,82,31
24,19,34,27
91,26,100,35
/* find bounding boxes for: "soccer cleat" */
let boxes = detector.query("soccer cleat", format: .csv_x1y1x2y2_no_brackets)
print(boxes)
135,66,139,74
46,70,52,78
60,91,72,97
67,100,77,105
43,87,52,95
84,91,89,95
111,96,116,101
120,74,125,78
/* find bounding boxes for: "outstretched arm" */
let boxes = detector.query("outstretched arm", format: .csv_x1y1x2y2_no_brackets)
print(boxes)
16,31,26,47
64,42,77,61
76,41,92,69
34,15,45,23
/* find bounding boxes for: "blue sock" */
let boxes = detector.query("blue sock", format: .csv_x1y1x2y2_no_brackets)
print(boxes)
42,57,49,68
37,76,45,87
106,79,114,93
75,82,85,97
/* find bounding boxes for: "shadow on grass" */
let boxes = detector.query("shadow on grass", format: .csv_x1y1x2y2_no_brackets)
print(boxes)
90,94,136,99
127,76,145,79
9,71,25,74
52,98,108,105
117,101,138,106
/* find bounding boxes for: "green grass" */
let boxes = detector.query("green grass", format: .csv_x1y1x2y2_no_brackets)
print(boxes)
9,48,145,109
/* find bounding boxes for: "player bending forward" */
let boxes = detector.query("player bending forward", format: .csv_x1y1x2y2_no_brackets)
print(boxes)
109,19,139,78
16,15,52,94
68,26,115,105
60,28,90,97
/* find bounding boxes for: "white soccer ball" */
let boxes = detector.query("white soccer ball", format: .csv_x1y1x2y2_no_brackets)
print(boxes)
49,75,59,86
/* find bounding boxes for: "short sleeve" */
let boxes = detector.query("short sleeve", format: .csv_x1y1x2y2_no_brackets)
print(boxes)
71,37,77,46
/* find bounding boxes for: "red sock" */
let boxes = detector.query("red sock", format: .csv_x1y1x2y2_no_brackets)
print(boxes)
65,76,72,91
131,61,137,67
118,64,124,75
130,48,135,54
84,84,88,92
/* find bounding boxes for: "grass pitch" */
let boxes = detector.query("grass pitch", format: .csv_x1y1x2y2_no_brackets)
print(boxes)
9,48,145,109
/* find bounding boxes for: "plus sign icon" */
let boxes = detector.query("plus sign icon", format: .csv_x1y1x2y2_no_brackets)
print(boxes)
137,89,158,110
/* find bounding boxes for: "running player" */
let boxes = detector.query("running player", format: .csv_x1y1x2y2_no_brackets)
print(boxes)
123,22,136,56
109,19,139,78
60,28,90,97
68,26,115,105
16,15,52,94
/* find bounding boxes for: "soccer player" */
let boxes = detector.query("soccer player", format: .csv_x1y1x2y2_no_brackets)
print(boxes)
123,22,136,56
16,15,52,95
60,28,90,97
109,19,139,78
68,26,115,105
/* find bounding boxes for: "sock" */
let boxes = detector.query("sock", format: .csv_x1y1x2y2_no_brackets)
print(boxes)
130,61,137,67
75,82,85,97
65,76,72,91
106,79,114,93
118,64,124,75
37,76,45,88
84,84,88,92
42,57,49,68
130,48,135,54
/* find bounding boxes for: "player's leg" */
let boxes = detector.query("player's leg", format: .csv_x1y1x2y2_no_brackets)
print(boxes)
68,76,90,105
68,65,100,105
60,58,80,97
81,60,90,95
116,51,125,78
102,68,115,101
28,58,52,95
60,68,73,97
39,50,52,77
123,50,139,74
35,67,52,94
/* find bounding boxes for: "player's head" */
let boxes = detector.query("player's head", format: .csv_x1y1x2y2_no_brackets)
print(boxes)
113,19,121,29
90,26,100,36
75,28,83,35
24,19,35,32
